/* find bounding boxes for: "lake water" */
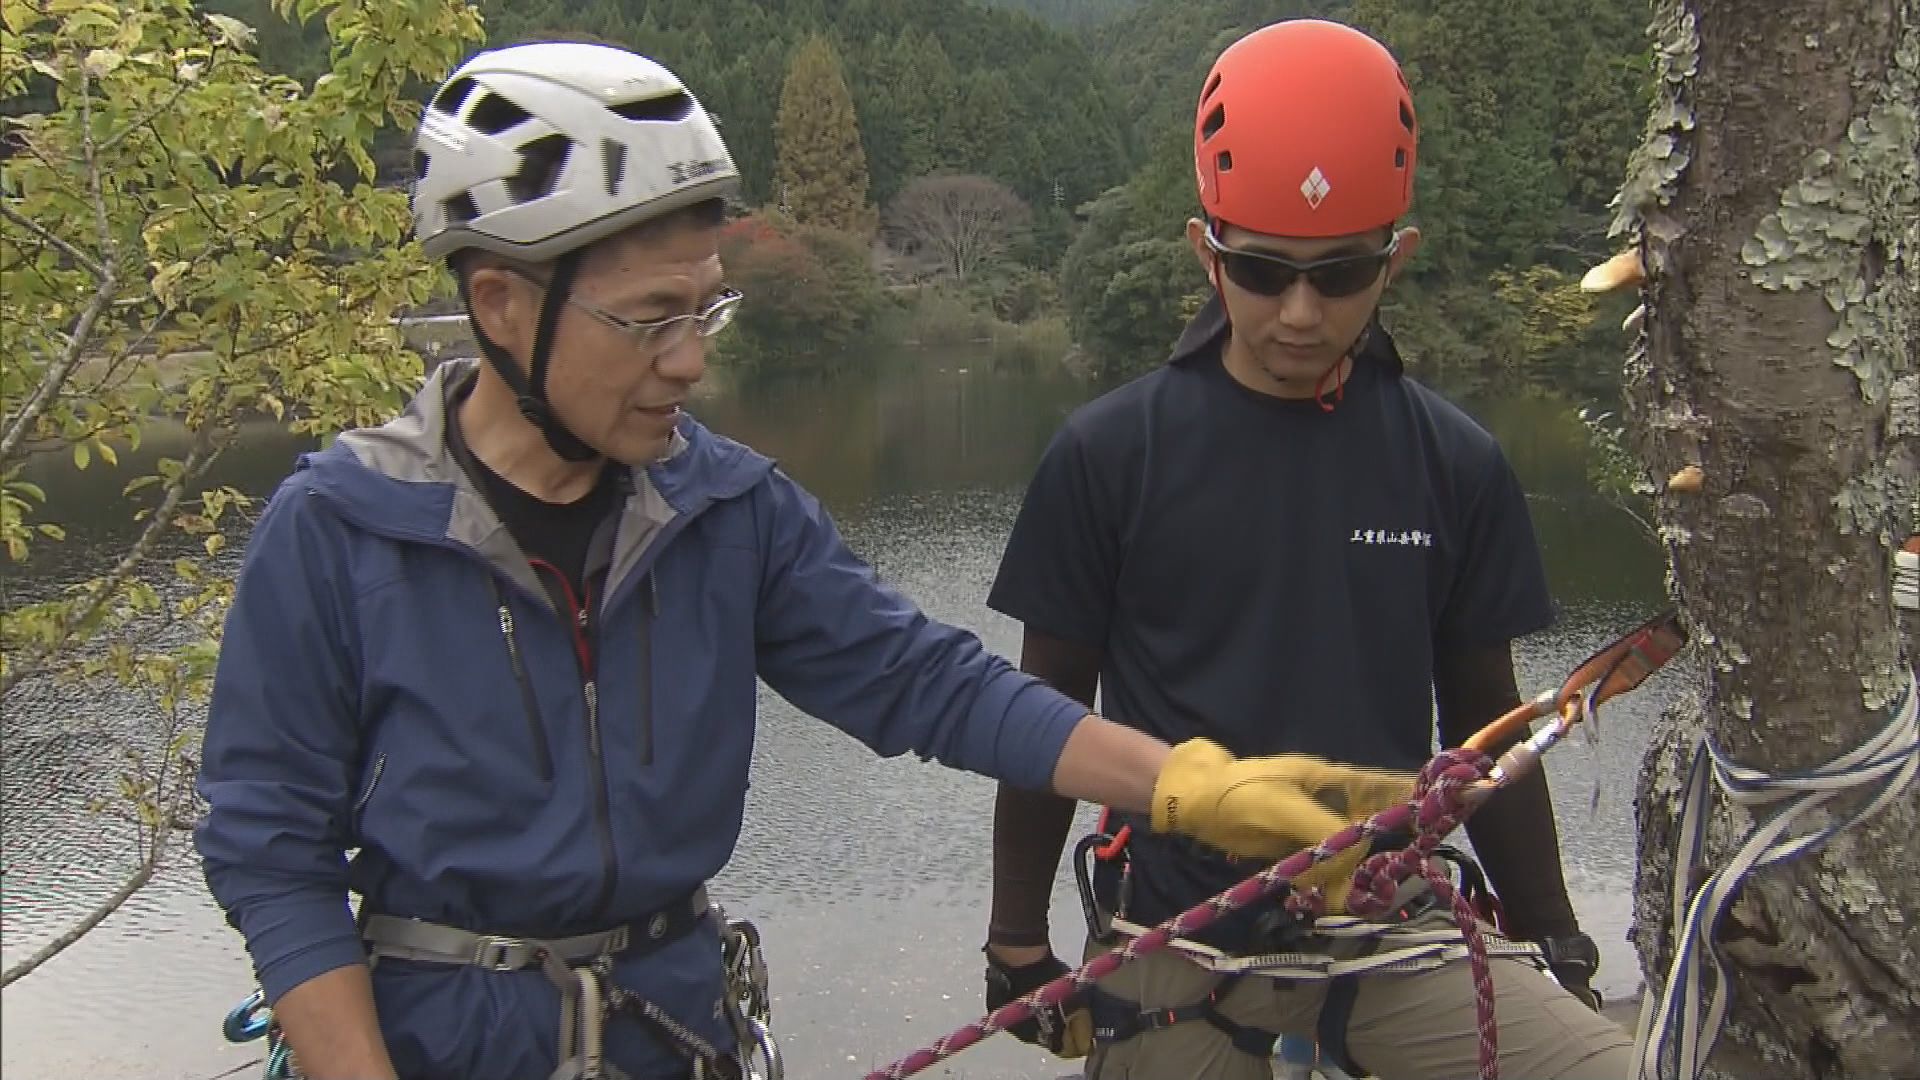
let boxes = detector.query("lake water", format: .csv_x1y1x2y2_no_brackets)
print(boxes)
0,350,1686,1080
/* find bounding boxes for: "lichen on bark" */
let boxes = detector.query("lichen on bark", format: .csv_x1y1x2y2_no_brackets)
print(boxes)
1617,1,1920,1077
1738,25,1919,408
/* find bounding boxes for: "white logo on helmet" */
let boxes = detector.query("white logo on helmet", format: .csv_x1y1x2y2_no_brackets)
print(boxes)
1300,167,1331,209
667,158,728,185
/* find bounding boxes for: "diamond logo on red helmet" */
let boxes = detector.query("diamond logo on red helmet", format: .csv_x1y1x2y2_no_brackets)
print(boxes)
1300,167,1331,209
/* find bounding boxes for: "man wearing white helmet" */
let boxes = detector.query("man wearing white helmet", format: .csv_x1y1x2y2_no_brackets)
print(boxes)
194,41,1427,1080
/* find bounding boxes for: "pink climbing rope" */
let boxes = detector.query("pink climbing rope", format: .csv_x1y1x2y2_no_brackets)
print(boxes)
867,612,1687,1080
865,748,1502,1080
1346,752,1501,1078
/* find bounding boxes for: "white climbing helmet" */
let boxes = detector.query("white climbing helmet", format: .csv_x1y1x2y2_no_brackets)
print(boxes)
409,42,739,263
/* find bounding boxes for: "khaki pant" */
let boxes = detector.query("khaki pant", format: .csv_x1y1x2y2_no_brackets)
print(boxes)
1078,911,1632,1080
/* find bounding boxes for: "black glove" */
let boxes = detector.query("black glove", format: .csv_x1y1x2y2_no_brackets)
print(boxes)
1535,932,1603,1012
982,947,1093,1058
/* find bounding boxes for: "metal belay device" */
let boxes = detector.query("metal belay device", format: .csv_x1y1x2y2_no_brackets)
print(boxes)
220,898,785,1080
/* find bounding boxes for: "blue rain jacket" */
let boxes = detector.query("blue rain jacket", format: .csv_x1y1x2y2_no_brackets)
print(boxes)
195,360,1084,1079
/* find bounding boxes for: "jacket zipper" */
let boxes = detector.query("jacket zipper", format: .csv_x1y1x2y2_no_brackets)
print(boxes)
303,474,699,922
531,558,622,922
352,753,386,828
637,573,655,766
496,599,556,785
583,674,617,918
580,595,620,921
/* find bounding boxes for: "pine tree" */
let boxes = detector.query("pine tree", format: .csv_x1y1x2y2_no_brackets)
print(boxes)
774,34,876,235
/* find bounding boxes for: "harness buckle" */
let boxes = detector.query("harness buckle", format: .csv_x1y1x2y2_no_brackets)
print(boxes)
604,925,632,954
472,936,531,971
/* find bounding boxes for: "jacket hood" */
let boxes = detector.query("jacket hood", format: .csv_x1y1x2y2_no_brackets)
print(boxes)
295,358,775,598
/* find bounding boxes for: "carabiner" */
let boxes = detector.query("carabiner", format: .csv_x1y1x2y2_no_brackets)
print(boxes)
222,988,273,1044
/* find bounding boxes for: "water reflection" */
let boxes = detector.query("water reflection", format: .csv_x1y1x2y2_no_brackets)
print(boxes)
6,418,319,584
0,354,1681,1080
697,351,1095,511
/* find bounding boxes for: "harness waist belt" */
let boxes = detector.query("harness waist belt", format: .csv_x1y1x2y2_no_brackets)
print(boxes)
360,886,710,971
361,887,715,1080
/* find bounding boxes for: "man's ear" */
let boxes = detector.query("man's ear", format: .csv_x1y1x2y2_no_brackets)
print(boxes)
1185,217,1220,291
1385,226,1423,285
465,264,534,362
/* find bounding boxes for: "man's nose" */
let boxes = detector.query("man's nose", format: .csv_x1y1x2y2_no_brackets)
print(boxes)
654,332,708,385
1275,278,1324,329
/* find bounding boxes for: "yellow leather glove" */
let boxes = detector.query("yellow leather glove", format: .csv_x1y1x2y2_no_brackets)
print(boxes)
1150,738,1417,913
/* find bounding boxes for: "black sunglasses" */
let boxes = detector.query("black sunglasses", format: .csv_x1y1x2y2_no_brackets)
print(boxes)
1203,226,1397,299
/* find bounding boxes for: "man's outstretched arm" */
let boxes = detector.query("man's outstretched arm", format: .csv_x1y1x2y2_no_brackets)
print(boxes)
989,632,1105,966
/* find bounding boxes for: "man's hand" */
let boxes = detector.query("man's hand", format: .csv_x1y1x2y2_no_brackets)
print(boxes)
983,945,1093,1058
1536,932,1603,1011
1150,738,1416,911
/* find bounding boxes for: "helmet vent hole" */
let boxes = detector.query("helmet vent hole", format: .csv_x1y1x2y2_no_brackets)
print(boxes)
1399,101,1414,132
612,91,695,123
507,134,572,203
1201,103,1226,141
433,77,476,116
1216,151,1233,172
602,138,628,197
1395,148,1406,168
1201,73,1222,103
445,191,479,224
412,151,429,180
470,93,532,136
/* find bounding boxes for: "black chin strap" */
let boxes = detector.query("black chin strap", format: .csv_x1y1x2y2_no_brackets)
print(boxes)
459,248,600,463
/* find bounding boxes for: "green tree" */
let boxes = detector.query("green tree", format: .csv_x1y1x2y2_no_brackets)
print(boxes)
1059,177,1207,380
714,213,882,375
890,29,959,180
1487,265,1600,368
0,0,484,984
774,33,874,235
977,0,1143,28
949,69,1016,178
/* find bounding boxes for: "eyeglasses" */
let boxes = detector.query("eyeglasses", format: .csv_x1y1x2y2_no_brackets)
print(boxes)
510,268,743,351
1202,225,1396,299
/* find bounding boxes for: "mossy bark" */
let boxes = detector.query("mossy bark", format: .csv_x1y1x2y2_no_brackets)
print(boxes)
1612,0,1920,1076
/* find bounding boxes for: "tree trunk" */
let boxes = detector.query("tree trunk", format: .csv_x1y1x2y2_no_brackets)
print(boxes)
1613,1,1919,1077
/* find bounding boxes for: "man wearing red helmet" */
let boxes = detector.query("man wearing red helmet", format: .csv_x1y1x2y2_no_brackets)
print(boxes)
978,18,1633,1080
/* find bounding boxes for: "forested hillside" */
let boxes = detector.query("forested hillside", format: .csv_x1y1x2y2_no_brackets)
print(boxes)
198,0,1654,387
211,0,1133,211
977,0,1142,27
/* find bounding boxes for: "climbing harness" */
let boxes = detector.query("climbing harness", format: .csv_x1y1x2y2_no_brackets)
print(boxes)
1631,665,1919,1080
219,890,784,1080
357,886,720,1079
1087,871,1543,1078
1071,803,1526,1075
1096,910,1544,983
870,748,1504,1080
865,609,1688,1080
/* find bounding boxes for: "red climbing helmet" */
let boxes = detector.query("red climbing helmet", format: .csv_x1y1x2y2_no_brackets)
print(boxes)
1193,19,1418,239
